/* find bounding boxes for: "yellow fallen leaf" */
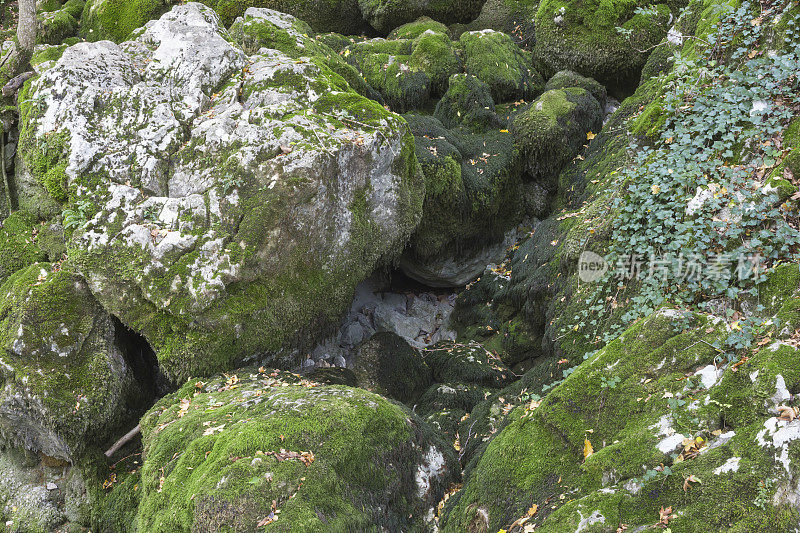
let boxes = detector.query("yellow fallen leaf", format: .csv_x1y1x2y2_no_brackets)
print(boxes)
499,129,509,133
527,504,538,516
583,438,594,459
586,131,596,140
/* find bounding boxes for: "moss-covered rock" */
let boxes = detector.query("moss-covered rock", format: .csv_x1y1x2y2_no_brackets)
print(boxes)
388,16,450,40
80,0,177,42
544,69,607,109
512,87,603,191
450,0,538,47
434,73,502,132
534,0,675,93
204,0,368,34
0,264,149,461
409,31,463,96
38,8,79,45
441,305,800,531
424,340,513,388
136,367,459,531
350,331,433,404
358,0,486,34
459,29,544,103
401,114,524,283
22,4,425,382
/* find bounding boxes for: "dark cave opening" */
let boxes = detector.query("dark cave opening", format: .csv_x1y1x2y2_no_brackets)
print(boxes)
112,316,172,401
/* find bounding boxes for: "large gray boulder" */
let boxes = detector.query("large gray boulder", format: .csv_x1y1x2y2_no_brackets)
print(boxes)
18,4,425,382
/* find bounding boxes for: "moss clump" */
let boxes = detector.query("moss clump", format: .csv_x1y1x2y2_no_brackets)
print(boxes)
81,0,176,43
544,69,607,108
136,368,458,531
31,44,69,66
423,340,513,388
0,211,47,286
451,0,538,46
459,29,544,103
534,0,674,94
511,87,603,191
350,331,433,404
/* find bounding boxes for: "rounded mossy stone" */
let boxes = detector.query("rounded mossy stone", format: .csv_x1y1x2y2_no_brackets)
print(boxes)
350,331,433,404
459,29,544,104
0,264,146,461
136,368,459,532
301,366,358,386
440,309,800,531
409,31,463,96
62,0,86,18
423,340,513,388
0,211,47,286
511,87,603,192
544,69,607,109
434,73,501,132
80,0,176,43
357,0,486,35
389,16,450,40
314,32,366,53
416,382,494,415
403,113,524,264
533,0,673,94
38,0,64,12
37,9,79,45
344,38,432,111
206,0,368,34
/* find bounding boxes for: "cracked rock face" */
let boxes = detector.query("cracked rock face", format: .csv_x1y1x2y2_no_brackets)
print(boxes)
21,4,424,381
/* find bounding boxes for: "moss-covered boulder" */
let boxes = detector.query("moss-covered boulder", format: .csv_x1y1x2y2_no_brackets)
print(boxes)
350,331,433,404
534,0,674,93
388,16,450,40
512,87,602,191
203,0,368,34
400,114,524,286
459,29,543,103
441,302,800,531
20,3,424,383
434,73,502,132
0,264,150,461
80,0,177,42
450,0,537,46
38,8,79,45
358,0,486,34
409,31,463,96
544,69,607,109
136,367,459,531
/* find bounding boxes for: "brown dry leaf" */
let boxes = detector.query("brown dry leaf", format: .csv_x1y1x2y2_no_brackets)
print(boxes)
257,511,277,527
177,398,191,418
683,475,702,492
658,506,675,525
202,424,225,436
777,405,797,422
616,525,628,533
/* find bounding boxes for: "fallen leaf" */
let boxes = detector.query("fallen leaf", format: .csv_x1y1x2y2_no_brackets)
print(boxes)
683,475,702,492
586,131,596,140
583,438,594,459
778,405,797,422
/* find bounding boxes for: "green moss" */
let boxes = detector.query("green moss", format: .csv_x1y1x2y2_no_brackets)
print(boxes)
81,0,176,43
409,32,463,96
136,369,457,531
0,211,47,286
38,9,79,45
31,44,69,66
459,29,544,103
358,0,486,35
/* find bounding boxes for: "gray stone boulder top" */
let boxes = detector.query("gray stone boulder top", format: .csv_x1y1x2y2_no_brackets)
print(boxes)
20,3,424,381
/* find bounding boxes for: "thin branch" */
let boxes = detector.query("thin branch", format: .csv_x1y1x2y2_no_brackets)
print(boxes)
104,424,142,459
